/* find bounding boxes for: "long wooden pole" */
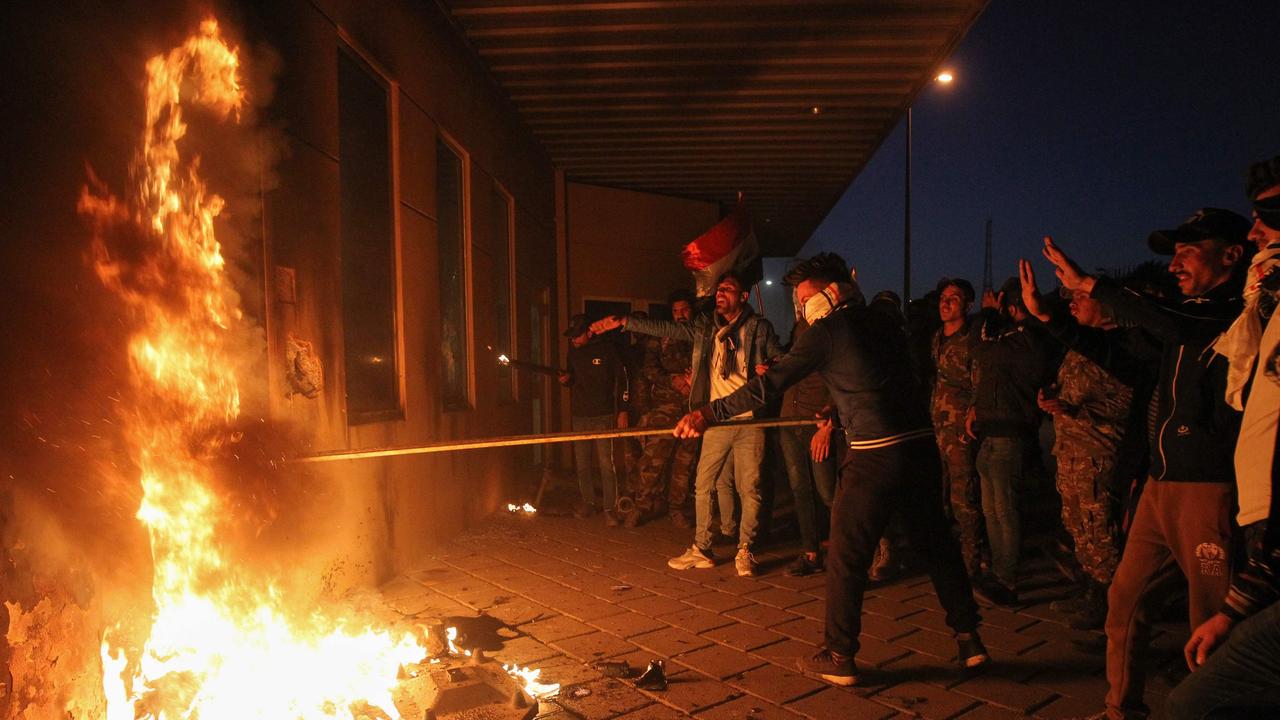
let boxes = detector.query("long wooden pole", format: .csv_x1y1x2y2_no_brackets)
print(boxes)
292,417,818,464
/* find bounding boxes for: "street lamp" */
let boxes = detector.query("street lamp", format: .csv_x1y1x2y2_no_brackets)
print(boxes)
903,70,955,302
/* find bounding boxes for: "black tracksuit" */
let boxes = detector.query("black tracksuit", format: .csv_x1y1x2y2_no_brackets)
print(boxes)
705,303,980,657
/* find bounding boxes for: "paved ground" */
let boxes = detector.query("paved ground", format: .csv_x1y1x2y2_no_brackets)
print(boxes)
382,512,1187,719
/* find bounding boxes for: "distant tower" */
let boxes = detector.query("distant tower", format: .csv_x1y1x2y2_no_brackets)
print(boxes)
982,217,993,293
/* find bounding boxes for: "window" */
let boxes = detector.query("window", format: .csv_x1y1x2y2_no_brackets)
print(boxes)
492,182,515,404
337,47,399,420
437,137,470,409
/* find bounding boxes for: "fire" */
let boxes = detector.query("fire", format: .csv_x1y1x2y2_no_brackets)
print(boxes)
502,664,561,700
80,18,424,719
506,502,536,514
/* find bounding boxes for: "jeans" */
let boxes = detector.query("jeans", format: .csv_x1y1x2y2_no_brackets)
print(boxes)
975,435,1023,587
825,436,980,656
693,426,764,551
778,425,836,553
1165,601,1280,719
571,413,618,511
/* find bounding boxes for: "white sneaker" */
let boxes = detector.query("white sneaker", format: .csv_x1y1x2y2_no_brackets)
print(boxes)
669,545,715,570
735,548,757,577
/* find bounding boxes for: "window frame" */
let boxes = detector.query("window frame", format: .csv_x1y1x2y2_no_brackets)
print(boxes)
492,179,518,404
336,32,407,425
437,130,475,411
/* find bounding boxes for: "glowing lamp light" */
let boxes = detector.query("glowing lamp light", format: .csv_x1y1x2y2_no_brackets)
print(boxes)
935,71,954,84
764,280,773,286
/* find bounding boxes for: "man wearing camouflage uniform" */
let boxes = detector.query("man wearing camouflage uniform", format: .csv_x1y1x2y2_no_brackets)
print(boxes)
1037,288,1134,630
930,278,986,580
623,291,700,528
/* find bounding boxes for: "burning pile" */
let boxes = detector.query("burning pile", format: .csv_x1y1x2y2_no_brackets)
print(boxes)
80,19,426,719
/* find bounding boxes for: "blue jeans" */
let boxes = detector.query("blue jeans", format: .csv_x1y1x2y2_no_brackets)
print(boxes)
1166,601,1280,719
571,414,618,511
693,426,764,551
976,435,1023,586
778,425,836,553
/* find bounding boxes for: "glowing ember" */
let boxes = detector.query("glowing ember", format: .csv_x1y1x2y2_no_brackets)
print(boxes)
506,503,536,514
81,18,423,720
502,664,561,700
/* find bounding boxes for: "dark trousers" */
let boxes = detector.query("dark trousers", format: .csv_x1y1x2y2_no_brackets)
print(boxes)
825,436,981,656
1166,600,1280,720
778,425,837,553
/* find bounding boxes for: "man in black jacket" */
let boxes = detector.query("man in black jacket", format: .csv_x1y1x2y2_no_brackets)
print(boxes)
966,277,1053,606
673,253,988,687
1038,208,1251,720
559,314,630,523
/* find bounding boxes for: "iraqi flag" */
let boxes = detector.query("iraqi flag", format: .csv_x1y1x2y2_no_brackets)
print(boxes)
681,198,761,297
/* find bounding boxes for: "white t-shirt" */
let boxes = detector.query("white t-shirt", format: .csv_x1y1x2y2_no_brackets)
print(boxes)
710,324,752,420
1236,309,1280,526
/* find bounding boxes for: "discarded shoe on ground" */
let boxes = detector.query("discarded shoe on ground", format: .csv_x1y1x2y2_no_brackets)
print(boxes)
634,659,667,690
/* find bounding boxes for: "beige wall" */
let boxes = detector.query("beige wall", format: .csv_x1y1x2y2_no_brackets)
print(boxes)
260,0,558,589
567,182,719,315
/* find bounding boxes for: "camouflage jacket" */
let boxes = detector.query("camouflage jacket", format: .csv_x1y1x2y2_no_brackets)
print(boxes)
1052,349,1134,456
930,322,975,429
636,334,693,412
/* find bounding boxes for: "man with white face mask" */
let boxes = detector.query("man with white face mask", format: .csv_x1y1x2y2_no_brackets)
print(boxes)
672,253,989,687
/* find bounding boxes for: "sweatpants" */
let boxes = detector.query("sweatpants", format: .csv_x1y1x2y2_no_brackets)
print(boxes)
1104,480,1235,720
825,435,981,657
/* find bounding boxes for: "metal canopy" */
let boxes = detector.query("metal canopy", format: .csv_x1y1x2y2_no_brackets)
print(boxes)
442,0,986,255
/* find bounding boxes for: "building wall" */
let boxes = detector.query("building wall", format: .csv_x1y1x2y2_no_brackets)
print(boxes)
567,183,719,316
257,0,558,590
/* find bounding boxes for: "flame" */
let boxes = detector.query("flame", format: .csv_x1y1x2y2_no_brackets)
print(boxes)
506,503,536,514
81,19,424,720
502,664,561,700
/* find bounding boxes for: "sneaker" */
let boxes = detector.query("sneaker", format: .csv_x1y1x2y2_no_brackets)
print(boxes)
669,512,691,529
734,548,757,577
868,538,896,581
668,545,715,570
620,508,642,529
973,576,1018,607
796,648,857,686
787,553,823,577
956,632,990,670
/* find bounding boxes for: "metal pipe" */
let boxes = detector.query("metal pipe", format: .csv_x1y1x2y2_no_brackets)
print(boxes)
292,417,819,464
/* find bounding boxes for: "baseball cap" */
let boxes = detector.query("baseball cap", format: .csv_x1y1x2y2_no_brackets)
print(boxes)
563,313,590,338
1147,207,1251,255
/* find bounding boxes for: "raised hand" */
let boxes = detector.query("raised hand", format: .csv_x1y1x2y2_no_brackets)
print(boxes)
981,288,1000,310
1019,258,1051,322
1041,236,1095,293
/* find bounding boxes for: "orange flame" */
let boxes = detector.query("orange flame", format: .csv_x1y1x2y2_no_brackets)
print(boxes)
81,19,424,720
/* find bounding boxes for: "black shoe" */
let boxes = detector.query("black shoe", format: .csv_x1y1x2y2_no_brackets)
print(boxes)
1068,582,1109,631
669,512,691,529
1050,585,1090,615
796,648,858,686
787,553,823,577
956,632,990,671
973,576,1018,607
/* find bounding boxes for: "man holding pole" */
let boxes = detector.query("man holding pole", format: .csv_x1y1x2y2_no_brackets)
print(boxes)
670,253,989,686
591,271,781,577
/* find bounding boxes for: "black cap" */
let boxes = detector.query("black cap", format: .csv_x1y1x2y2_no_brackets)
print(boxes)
1147,207,1251,255
564,313,589,338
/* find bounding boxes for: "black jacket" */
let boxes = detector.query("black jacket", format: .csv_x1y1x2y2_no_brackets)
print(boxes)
704,303,931,443
969,310,1054,438
1089,276,1243,484
565,338,629,417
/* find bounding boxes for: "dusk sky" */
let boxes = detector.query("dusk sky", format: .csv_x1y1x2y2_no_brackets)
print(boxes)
794,0,1280,302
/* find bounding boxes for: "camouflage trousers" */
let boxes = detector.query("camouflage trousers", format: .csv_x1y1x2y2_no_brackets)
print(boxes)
629,405,698,516
1056,452,1122,583
936,426,986,577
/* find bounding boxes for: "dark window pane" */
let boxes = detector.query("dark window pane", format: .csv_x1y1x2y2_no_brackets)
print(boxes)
493,185,514,404
437,140,469,409
338,49,398,418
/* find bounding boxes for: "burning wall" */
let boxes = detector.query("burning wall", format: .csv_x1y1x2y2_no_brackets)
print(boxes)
2,0,558,717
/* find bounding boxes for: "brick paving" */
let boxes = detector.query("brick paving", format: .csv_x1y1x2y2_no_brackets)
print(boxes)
385,513,1188,719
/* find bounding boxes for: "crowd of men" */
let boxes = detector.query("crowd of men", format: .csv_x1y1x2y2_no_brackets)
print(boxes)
555,155,1280,718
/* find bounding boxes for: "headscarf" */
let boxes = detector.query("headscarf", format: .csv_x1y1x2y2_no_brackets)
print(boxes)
1213,240,1280,410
